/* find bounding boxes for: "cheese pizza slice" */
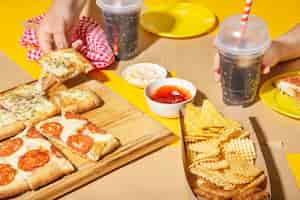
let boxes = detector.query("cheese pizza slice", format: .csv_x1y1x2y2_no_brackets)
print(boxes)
0,158,29,199
50,88,102,113
0,108,25,141
36,112,120,162
9,96,60,125
38,49,94,90
0,82,44,110
0,127,74,190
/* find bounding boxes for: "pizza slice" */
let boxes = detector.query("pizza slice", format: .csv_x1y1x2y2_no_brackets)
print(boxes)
276,75,300,99
0,158,29,199
50,88,102,113
38,48,94,90
0,108,25,141
36,112,120,162
0,127,75,190
0,82,44,110
10,96,60,125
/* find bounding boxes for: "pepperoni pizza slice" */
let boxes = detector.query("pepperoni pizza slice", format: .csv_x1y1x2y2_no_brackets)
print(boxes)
0,127,74,190
50,88,102,113
36,112,120,162
0,158,29,199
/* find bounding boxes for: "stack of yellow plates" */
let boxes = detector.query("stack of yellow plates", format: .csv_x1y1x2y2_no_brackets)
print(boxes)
141,0,216,38
259,71,300,119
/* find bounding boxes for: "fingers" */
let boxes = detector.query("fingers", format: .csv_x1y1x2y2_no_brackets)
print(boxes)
53,30,68,49
37,19,69,53
261,41,281,74
213,54,221,81
37,30,53,53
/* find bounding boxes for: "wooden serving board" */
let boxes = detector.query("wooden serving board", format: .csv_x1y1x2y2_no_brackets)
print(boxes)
179,110,271,200
12,76,176,200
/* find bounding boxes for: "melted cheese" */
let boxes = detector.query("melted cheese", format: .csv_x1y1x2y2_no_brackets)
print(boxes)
39,52,79,77
0,109,17,127
277,81,298,97
82,128,113,143
59,89,88,101
60,118,88,142
3,132,51,177
11,97,55,121
37,116,88,142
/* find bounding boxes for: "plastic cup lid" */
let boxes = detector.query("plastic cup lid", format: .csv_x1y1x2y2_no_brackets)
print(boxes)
215,15,270,56
96,0,143,13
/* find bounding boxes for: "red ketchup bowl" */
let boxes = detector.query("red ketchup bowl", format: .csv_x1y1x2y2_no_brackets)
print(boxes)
145,78,196,118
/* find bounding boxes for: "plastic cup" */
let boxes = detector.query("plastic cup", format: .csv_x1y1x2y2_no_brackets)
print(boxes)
96,0,143,60
215,15,270,105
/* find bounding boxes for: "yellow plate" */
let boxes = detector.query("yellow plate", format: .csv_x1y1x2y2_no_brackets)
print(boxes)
259,71,300,119
141,1,216,38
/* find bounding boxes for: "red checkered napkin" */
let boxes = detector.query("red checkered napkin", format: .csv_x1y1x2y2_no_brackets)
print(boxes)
20,15,115,69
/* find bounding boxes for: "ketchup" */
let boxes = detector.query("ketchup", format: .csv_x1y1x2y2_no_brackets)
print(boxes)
150,85,191,104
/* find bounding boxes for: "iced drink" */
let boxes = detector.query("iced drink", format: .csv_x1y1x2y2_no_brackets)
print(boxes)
97,0,143,60
215,15,270,105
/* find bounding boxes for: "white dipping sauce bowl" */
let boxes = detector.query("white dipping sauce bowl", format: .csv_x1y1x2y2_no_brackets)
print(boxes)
144,78,196,118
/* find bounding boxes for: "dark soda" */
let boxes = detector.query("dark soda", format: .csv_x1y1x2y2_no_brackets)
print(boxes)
102,10,140,60
219,53,262,105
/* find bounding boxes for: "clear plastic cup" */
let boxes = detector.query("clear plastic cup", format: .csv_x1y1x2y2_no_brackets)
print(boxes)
96,0,143,60
215,15,270,105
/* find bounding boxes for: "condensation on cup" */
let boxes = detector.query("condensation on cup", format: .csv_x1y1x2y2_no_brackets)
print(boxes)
215,15,270,106
96,0,143,60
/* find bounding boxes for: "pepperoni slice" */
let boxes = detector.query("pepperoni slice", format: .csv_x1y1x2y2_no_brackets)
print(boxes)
50,145,63,158
40,122,63,138
67,134,93,154
0,164,16,186
18,149,50,172
85,123,106,134
0,138,23,157
26,127,43,138
64,112,87,120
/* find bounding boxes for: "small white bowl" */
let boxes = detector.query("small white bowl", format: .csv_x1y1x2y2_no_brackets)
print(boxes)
121,63,168,88
144,78,196,118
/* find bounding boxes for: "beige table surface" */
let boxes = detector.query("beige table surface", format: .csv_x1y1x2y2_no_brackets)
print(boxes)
1,4,300,200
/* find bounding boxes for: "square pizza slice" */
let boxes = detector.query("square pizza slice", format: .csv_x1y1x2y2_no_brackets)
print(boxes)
10,96,60,125
36,112,120,162
50,88,102,113
0,158,29,199
0,82,43,110
0,108,25,141
38,49,94,90
0,127,75,190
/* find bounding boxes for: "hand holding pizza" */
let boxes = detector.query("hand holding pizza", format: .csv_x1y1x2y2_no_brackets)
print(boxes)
37,0,87,52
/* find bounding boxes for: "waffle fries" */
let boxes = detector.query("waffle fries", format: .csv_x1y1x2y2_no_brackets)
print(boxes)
183,102,269,199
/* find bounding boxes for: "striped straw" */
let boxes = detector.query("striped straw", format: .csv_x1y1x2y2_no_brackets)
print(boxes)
240,0,253,25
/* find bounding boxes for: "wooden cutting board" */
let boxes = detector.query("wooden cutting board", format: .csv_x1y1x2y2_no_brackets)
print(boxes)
12,76,176,200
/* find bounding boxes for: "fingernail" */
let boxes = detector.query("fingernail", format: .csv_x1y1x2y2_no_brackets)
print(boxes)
214,72,221,82
263,66,270,74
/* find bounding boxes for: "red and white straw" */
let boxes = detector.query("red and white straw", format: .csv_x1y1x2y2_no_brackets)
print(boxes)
239,0,253,40
240,0,253,25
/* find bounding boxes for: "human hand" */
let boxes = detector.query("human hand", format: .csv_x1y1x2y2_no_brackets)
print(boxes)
213,41,282,81
37,0,86,53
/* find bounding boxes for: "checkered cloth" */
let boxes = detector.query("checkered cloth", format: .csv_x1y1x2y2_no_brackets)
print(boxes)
20,15,115,69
